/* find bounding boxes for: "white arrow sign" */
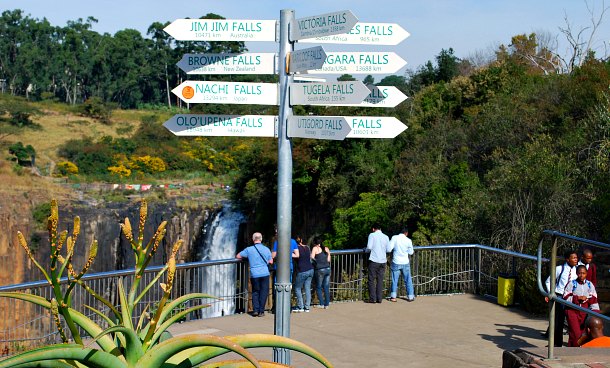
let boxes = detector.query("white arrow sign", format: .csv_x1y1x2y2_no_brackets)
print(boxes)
342,86,408,108
164,19,277,41
308,52,406,74
171,81,278,105
177,53,277,74
289,81,370,105
288,116,352,140
346,116,408,138
290,10,358,41
163,114,277,137
288,46,327,73
300,22,410,45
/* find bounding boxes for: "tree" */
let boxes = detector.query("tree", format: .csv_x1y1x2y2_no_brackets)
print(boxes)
363,75,375,85
8,141,35,166
337,74,356,81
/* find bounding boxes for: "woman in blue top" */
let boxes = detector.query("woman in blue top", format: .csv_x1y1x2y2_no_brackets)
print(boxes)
236,232,273,317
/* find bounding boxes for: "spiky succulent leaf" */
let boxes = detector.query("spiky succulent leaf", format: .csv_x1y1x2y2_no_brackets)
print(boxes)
0,344,125,368
198,360,290,368
136,334,261,368
90,326,144,366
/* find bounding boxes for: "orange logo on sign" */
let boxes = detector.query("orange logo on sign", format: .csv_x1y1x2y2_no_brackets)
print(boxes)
182,86,195,99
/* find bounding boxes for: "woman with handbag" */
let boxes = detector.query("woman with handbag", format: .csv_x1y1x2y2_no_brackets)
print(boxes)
236,232,273,317
311,237,331,309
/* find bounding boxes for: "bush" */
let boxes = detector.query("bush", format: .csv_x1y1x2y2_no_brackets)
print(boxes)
8,142,35,166
78,97,116,123
515,267,547,315
55,161,79,176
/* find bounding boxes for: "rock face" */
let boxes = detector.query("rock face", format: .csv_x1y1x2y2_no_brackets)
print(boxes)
0,195,217,286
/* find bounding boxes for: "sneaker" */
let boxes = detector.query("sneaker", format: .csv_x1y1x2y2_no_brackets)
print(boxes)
292,307,304,313
251,312,259,317
324,305,329,309
314,305,324,309
258,312,265,317
304,308,310,313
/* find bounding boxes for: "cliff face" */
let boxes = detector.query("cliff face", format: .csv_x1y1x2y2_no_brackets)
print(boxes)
0,195,217,286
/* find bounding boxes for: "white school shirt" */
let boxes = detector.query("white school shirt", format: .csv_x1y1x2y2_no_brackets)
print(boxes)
545,262,577,294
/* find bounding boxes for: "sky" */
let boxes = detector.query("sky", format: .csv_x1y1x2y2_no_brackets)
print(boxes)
3,0,609,80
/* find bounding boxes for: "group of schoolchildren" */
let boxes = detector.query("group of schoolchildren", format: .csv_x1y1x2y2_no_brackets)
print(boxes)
544,248,605,347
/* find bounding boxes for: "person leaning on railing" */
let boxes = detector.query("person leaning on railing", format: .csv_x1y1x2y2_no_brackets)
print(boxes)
542,249,578,346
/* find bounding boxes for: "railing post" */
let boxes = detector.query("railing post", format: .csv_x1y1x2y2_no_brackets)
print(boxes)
548,235,558,359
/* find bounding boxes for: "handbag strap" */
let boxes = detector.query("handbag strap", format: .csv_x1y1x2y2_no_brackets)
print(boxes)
253,244,269,265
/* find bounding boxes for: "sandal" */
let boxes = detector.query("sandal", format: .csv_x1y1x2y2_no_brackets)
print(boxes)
389,298,397,302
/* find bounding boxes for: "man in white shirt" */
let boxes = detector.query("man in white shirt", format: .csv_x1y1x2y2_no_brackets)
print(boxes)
387,227,415,302
366,224,389,303
543,249,578,346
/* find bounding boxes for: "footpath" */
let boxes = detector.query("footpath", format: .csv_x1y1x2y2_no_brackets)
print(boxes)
168,293,591,368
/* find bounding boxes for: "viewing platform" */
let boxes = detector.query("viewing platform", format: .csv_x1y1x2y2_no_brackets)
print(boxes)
167,294,610,368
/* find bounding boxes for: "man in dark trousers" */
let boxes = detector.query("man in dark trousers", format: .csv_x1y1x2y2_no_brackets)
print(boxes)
366,224,389,303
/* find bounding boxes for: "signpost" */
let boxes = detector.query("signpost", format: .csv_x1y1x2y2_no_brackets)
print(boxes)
300,22,410,45
307,51,406,74
163,114,276,137
289,10,358,41
164,19,277,41
164,10,410,366
345,116,408,138
287,116,351,140
171,81,278,105
289,80,370,105
177,53,277,74
288,46,327,73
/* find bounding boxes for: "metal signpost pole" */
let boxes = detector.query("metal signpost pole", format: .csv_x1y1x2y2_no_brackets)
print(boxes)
274,8,294,365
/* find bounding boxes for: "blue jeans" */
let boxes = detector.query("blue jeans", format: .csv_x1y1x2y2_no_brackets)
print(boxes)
294,269,314,309
390,262,414,299
315,267,331,306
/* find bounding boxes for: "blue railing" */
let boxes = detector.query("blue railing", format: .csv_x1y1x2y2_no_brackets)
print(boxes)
0,242,552,356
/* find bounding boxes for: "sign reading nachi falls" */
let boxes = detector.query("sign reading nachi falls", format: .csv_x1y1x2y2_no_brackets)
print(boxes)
172,81,278,105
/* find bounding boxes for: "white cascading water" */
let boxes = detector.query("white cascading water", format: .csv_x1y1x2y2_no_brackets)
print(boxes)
199,203,245,318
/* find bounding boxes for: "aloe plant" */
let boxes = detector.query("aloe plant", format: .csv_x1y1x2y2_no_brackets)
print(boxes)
0,199,332,368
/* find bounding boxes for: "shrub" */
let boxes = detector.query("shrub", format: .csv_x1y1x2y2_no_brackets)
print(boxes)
56,161,79,176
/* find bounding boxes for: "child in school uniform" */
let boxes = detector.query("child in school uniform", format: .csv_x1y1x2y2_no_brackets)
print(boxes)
563,264,600,347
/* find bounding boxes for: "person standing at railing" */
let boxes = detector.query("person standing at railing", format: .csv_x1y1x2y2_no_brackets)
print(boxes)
293,236,314,313
578,248,597,287
387,227,415,302
563,264,600,347
236,232,273,317
543,249,578,346
311,237,331,309
366,224,390,304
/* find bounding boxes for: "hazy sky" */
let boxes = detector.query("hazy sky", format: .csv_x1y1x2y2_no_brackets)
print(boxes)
3,0,609,79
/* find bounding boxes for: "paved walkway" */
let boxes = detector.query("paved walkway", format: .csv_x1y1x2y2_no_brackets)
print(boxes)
168,294,553,367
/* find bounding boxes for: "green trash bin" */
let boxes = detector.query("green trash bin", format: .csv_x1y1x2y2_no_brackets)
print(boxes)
497,273,516,307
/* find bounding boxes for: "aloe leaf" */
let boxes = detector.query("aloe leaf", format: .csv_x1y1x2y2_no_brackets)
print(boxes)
8,360,76,368
0,292,119,355
149,304,210,346
133,265,167,306
167,334,332,368
136,334,261,368
118,279,134,331
90,326,144,366
158,293,216,326
198,360,290,368
0,344,126,368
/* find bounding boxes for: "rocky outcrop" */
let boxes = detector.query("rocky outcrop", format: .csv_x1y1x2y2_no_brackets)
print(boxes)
0,195,218,286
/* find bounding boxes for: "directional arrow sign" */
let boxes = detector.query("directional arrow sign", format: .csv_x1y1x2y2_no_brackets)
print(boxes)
342,86,408,108
177,53,276,75
171,81,278,105
300,22,410,45
164,19,277,41
289,81,370,106
163,114,277,137
308,52,407,74
290,10,358,41
346,116,408,138
287,116,351,140
288,46,327,73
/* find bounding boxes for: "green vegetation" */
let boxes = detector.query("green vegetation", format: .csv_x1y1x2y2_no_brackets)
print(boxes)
0,200,332,367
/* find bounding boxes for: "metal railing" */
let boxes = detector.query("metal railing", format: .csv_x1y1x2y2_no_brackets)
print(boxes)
535,230,610,359
0,244,540,356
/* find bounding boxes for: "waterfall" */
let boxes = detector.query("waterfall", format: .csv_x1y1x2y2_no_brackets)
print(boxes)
199,203,244,318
